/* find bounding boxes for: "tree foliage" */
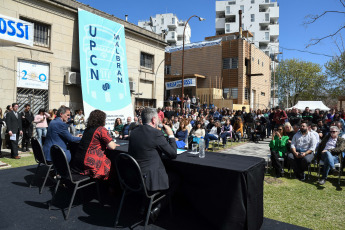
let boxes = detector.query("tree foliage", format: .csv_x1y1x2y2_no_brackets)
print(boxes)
274,59,327,107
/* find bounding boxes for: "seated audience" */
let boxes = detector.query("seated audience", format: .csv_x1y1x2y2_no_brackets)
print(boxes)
316,126,345,185
220,119,233,147
288,122,317,181
71,110,118,180
205,121,221,150
269,125,289,177
190,122,205,144
175,121,188,149
232,117,243,142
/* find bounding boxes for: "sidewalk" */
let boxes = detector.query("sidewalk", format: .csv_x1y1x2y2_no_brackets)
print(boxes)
219,138,271,161
0,147,33,169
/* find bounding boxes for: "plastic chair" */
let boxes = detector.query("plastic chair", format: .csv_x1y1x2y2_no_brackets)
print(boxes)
48,145,101,220
114,153,170,230
29,137,54,194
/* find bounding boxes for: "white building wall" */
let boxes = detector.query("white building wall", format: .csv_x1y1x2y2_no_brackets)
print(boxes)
215,0,279,59
138,13,191,46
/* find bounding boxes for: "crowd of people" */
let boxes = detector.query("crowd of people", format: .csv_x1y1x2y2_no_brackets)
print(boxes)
0,103,86,158
1,102,345,188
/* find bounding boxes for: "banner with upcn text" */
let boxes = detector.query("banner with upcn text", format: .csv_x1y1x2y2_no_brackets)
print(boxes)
78,9,133,129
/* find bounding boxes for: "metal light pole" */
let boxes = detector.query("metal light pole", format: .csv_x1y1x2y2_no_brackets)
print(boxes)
181,15,205,109
272,52,282,107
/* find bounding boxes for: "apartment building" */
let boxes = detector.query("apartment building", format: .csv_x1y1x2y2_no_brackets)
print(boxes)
165,32,271,110
0,0,166,114
138,13,191,46
215,0,279,60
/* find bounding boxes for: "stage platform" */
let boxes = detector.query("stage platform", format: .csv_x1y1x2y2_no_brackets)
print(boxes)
0,165,310,230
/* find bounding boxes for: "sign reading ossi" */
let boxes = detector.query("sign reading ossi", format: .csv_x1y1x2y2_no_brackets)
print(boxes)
78,9,133,129
0,14,33,46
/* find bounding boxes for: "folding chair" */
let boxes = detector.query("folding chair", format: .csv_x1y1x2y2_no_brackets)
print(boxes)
317,158,342,185
49,145,101,220
114,153,170,230
29,137,54,194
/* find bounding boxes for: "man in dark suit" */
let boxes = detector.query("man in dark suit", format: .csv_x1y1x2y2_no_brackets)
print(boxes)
43,106,81,162
129,108,177,220
5,103,23,159
20,104,34,152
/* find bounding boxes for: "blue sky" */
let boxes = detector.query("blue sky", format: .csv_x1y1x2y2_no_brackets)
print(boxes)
78,0,345,68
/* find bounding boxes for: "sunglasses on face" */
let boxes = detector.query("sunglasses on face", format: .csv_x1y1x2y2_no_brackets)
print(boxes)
330,131,338,133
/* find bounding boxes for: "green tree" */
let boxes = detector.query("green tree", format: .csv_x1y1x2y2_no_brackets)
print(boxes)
274,59,328,107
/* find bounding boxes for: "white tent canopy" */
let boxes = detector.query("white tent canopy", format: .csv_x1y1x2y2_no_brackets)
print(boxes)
287,101,330,111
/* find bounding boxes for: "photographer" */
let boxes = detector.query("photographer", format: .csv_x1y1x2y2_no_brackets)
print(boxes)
269,125,289,177
34,108,50,145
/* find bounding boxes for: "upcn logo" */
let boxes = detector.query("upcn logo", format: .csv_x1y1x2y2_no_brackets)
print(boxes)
102,83,110,91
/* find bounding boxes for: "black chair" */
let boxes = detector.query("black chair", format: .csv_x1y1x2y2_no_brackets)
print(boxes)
29,137,54,194
49,145,101,220
114,153,169,230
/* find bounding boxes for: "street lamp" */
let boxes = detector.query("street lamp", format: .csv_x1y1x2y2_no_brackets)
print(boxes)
181,15,205,108
272,52,282,107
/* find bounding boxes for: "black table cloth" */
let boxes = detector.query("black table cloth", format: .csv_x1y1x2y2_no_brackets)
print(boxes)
109,140,265,230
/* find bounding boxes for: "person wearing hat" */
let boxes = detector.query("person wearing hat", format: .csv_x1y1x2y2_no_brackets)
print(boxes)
316,126,345,185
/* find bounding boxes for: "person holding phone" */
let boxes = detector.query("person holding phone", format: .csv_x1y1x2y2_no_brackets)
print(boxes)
34,108,50,145
269,125,289,177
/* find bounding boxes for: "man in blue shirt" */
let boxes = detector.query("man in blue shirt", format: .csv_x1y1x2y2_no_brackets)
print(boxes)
43,106,81,162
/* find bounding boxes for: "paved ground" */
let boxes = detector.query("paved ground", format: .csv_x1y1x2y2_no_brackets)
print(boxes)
219,138,271,161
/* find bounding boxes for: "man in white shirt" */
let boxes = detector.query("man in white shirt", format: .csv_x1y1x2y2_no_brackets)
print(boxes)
288,122,317,181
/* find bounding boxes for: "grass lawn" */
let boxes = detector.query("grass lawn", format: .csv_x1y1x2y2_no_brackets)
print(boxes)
209,139,246,151
0,153,36,169
264,168,345,230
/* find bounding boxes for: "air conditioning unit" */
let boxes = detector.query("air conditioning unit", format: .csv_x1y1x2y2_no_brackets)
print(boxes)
129,81,136,91
65,72,81,85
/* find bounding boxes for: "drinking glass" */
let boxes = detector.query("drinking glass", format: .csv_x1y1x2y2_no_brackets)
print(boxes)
192,143,198,154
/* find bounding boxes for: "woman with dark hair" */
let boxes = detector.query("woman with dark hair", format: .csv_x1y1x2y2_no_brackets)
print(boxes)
34,108,51,145
71,110,118,180
113,118,124,138
175,121,188,148
269,125,289,177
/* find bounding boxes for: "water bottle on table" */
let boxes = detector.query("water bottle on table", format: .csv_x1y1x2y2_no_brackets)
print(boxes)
199,137,205,158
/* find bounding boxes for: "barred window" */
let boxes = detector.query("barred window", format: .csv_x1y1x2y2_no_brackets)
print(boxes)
223,58,238,69
245,88,250,100
20,17,51,48
140,52,154,70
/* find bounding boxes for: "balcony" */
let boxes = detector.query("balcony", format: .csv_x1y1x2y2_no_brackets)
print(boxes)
270,6,279,18
269,24,279,36
216,18,225,29
167,18,178,29
167,31,177,42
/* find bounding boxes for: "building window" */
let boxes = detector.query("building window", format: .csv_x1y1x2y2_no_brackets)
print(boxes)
20,17,51,48
265,0,270,3
258,59,260,65
251,14,255,22
165,65,171,75
245,88,250,100
242,23,244,29
252,57,254,61
161,18,164,24
240,5,244,13
261,92,265,96
226,6,231,14
171,32,175,38
228,1,236,5
223,58,238,69
140,52,154,70
153,26,156,32
251,0,255,3
230,88,238,99
223,88,229,99
172,17,175,24
262,62,264,67
265,13,269,22
225,24,231,33
265,32,269,40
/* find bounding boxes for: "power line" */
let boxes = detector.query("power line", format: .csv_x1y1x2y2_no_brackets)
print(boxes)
278,46,334,58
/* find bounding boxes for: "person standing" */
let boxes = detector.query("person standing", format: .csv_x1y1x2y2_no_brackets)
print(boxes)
0,108,4,156
34,108,50,146
20,104,34,152
5,103,23,159
74,109,86,135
